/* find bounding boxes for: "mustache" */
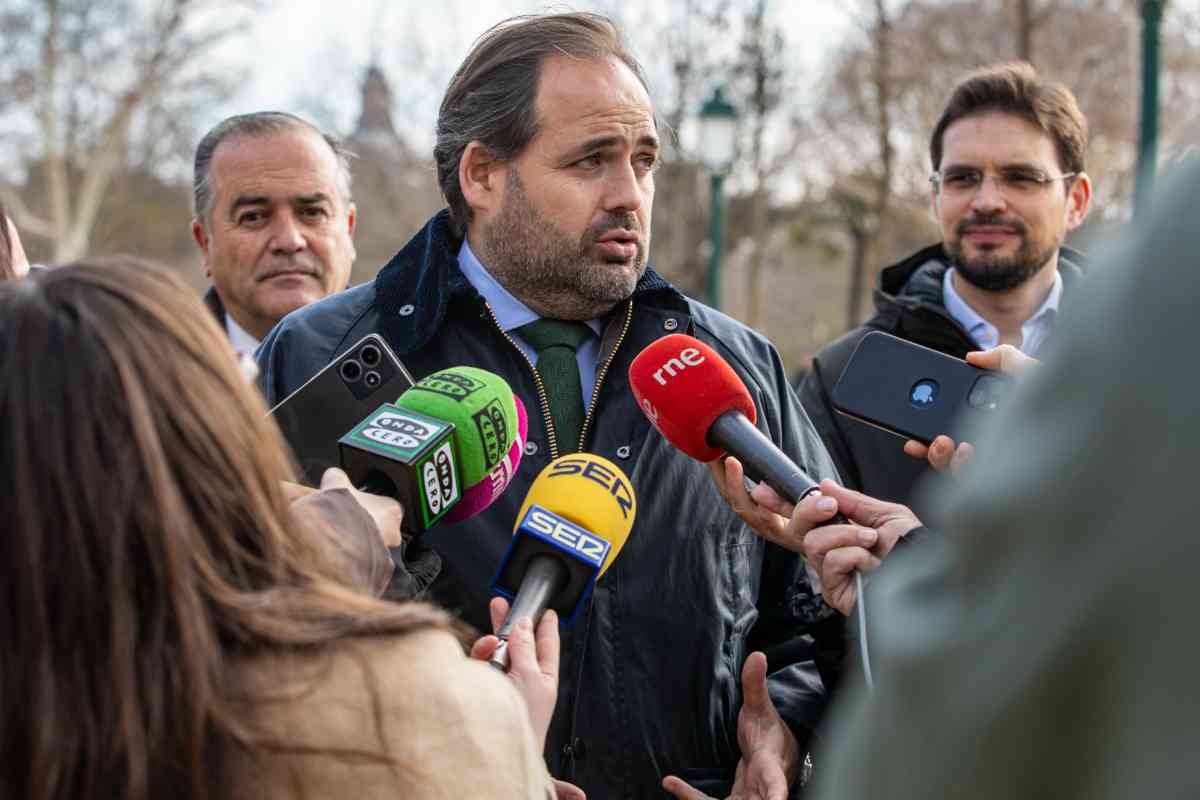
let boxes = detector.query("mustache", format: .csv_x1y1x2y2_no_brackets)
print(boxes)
955,214,1027,237
255,256,323,282
584,213,642,244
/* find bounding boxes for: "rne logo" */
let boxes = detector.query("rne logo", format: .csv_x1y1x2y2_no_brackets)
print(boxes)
653,347,705,385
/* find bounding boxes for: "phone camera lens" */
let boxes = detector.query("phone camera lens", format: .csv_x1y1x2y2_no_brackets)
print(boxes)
360,344,382,367
339,359,363,383
364,370,382,389
968,374,1009,410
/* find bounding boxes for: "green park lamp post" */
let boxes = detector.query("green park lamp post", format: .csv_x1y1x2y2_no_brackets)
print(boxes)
1135,0,1167,218
698,86,738,309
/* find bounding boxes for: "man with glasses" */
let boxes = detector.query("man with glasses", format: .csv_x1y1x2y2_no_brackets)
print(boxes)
795,62,1092,518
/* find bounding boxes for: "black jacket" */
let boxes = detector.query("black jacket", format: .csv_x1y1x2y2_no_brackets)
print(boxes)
257,211,841,799
798,243,1086,520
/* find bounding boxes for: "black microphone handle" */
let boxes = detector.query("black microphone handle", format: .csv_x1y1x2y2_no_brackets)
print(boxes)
488,554,569,670
707,410,850,525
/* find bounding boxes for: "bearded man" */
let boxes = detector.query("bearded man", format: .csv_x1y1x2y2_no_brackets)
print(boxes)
798,62,1092,519
257,12,840,800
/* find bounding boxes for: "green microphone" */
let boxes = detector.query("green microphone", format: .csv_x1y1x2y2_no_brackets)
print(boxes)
338,366,519,535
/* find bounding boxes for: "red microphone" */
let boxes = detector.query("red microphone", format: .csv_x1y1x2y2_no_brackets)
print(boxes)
631,333,876,689
629,333,827,505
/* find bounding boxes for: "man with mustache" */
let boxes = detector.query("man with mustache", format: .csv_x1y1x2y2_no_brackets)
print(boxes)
796,62,1092,519
191,112,356,359
258,13,841,800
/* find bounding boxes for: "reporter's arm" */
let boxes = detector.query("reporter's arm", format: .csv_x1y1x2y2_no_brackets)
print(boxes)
292,480,395,596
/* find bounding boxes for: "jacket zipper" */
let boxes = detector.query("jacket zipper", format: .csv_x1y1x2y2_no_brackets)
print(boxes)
577,299,634,452
481,298,634,458
481,302,560,457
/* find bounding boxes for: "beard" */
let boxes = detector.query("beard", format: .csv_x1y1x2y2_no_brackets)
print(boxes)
477,169,649,320
945,214,1059,291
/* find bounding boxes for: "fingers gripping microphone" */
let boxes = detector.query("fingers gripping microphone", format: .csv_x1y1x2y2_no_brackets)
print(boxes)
488,453,637,669
629,334,876,688
337,366,520,534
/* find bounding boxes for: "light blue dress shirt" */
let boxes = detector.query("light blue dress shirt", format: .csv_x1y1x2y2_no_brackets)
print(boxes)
942,267,1062,357
456,241,602,408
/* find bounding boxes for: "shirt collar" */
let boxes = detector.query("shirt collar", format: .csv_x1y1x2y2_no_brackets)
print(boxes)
942,267,1063,349
224,313,261,356
456,239,603,337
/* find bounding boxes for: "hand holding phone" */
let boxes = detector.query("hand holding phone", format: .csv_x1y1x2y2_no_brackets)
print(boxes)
831,331,1014,446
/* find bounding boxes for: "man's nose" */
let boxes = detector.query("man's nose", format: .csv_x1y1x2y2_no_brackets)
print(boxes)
269,212,307,253
603,162,646,214
970,174,1008,214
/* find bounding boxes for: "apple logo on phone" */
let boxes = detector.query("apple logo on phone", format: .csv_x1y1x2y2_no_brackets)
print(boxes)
910,379,939,408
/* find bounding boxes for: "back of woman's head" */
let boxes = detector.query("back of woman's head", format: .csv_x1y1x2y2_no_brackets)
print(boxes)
0,258,448,799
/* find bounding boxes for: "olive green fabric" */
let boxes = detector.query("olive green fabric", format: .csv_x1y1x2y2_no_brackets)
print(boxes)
814,161,1200,799
516,319,593,453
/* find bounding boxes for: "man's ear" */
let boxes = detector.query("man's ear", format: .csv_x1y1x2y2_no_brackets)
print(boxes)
191,219,212,276
1065,172,1092,230
346,202,357,238
459,141,506,221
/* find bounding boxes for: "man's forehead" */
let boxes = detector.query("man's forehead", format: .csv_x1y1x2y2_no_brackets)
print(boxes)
942,111,1060,167
210,129,340,197
533,54,657,143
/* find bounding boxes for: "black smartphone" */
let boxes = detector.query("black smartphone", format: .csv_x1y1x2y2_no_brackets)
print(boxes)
831,331,1012,445
268,333,415,485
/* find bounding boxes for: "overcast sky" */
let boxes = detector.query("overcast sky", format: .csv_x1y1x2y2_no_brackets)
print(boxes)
206,0,855,154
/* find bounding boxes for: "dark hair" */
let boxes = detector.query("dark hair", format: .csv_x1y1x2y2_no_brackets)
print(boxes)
930,62,1088,176
0,257,456,800
193,111,354,225
434,12,650,236
0,201,12,281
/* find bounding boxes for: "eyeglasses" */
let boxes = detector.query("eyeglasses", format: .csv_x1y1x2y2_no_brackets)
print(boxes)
930,166,1078,198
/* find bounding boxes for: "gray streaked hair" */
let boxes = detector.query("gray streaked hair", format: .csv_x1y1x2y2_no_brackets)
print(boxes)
192,112,354,225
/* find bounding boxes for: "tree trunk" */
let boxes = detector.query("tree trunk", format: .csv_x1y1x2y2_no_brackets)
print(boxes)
1017,0,1034,62
40,0,72,259
845,228,869,330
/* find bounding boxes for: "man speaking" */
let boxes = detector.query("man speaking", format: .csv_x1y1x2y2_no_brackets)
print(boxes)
258,13,839,799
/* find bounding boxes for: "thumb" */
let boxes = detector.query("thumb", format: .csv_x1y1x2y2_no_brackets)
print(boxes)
320,467,353,492
740,651,772,713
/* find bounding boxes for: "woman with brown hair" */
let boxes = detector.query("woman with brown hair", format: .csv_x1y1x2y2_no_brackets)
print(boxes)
0,257,558,800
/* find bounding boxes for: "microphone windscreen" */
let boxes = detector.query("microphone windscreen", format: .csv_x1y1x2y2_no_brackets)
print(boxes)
443,394,528,523
514,453,636,578
628,334,757,462
394,366,518,487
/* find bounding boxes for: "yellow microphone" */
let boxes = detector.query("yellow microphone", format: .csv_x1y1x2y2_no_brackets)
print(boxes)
489,453,637,669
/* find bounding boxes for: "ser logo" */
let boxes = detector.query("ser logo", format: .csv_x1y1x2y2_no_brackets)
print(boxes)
421,442,458,515
525,508,609,567
473,398,509,466
652,347,705,386
548,457,634,519
416,371,485,401
363,411,436,449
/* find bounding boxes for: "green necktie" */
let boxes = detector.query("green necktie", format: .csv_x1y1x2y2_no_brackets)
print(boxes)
516,319,593,454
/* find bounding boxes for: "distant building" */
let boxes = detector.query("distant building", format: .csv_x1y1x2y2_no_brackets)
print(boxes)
345,65,443,285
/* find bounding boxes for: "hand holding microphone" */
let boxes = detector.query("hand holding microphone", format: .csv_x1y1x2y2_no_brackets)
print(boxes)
488,453,637,670
629,334,884,688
